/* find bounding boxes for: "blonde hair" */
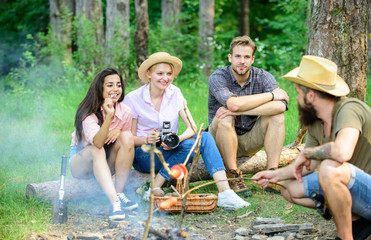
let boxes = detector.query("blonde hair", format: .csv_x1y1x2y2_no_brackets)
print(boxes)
230,36,256,56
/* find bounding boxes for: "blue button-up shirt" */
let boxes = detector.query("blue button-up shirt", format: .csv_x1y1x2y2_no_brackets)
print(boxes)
208,65,282,135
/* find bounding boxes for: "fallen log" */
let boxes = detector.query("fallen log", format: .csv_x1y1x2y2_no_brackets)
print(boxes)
27,126,307,203
26,169,151,203
190,144,304,181
26,144,303,203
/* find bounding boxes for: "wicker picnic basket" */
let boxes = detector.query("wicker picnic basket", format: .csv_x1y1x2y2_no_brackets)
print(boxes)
153,175,218,213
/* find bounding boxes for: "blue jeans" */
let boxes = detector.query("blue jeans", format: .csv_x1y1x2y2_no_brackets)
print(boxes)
133,132,226,181
303,164,371,220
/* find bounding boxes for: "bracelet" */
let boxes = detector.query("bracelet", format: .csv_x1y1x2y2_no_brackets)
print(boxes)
271,92,274,101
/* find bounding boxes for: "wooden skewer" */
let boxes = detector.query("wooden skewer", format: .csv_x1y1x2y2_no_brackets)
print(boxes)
183,100,197,134
171,185,181,197
183,123,204,166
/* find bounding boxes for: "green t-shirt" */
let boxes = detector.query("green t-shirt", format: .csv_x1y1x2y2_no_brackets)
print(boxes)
305,97,371,174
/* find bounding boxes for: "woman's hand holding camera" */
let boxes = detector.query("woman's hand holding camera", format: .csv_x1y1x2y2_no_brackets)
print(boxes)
146,128,159,145
161,142,172,150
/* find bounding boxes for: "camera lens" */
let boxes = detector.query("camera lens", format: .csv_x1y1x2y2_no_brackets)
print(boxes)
164,134,180,148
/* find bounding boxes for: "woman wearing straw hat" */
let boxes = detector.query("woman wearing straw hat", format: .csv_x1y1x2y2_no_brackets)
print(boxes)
252,56,371,240
123,52,250,208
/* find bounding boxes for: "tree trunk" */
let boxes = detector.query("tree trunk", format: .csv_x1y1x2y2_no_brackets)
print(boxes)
161,0,182,32
134,0,149,69
75,0,104,67
49,0,74,63
239,0,250,36
368,1,371,75
105,0,130,80
26,144,302,203
198,0,214,77
308,0,368,101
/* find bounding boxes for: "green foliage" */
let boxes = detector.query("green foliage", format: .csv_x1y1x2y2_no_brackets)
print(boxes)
104,20,131,78
37,4,74,63
1,48,66,95
0,0,49,33
0,0,309,85
147,22,203,83
72,15,105,71
254,0,309,77
0,0,49,76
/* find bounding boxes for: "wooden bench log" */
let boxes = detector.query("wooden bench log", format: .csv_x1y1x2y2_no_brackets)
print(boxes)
192,144,304,181
26,144,303,203
26,169,151,203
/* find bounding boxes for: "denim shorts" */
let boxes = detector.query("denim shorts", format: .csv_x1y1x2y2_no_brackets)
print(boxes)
303,164,371,220
69,145,85,176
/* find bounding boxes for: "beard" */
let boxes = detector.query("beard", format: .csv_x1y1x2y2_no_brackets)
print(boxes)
232,64,251,76
298,99,319,126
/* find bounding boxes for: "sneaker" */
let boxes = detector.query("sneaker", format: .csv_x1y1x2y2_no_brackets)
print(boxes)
227,169,252,197
142,187,165,201
109,201,125,221
117,193,138,210
217,189,251,208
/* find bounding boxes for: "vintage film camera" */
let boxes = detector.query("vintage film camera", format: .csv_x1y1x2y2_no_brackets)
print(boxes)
310,191,332,220
157,121,180,148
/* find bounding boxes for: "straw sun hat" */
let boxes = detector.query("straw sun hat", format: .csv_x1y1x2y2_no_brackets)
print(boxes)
283,55,349,97
138,52,183,82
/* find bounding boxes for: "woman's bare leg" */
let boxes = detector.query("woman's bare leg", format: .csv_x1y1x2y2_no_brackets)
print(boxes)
70,145,119,204
107,131,135,193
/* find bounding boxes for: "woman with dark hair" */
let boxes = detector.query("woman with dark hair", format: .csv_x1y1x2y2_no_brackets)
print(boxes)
69,68,137,221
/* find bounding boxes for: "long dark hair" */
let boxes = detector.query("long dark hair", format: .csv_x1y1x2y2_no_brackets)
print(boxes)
74,68,125,144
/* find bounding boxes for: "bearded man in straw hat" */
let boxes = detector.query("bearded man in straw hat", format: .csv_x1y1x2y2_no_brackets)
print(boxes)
208,35,290,197
252,55,371,240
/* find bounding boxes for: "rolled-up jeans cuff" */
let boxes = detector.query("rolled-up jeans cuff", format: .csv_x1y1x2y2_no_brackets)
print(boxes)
347,163,356,189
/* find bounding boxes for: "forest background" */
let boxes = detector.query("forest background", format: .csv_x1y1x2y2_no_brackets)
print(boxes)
0,0,370,239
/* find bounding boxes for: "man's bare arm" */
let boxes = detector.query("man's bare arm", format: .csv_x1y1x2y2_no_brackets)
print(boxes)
227,88,289,112
233,101,286,116
303,128,359,163
303,144,332,161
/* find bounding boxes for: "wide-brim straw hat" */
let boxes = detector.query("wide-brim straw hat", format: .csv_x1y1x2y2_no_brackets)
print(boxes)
283,55,349,97
138,52,183,82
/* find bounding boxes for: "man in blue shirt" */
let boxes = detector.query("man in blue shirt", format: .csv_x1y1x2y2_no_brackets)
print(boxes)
208,36,289,196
